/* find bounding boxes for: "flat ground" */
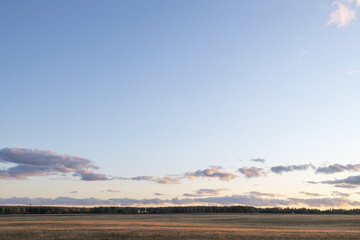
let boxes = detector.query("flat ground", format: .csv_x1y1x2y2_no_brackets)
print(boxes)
1,214,360,239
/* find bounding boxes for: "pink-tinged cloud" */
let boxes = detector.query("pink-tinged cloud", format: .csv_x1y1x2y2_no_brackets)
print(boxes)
127,166,237,184
185,166,238,181
328,2,356,27
183,188,228,197
238,166,266,178
107,189,121,193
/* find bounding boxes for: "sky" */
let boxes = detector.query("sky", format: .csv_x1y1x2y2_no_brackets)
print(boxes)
1,0,360,208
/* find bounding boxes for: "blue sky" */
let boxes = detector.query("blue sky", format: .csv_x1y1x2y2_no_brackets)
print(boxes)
1,0,360,208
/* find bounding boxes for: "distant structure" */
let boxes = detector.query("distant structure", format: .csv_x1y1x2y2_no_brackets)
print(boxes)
137,207,147,214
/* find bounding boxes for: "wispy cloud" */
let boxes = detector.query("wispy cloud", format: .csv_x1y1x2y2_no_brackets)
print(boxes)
74,170,109,181
185,166,238,181
335,184,357,189
327,1,358,27
156,176,183,184
247,191,284,198
308,180,358,189
107,189,121,193
332,191,350,197
125,166,237,184
347,70,359,76
183,188,227,197
0,148,110,181
271,163,314,174
238,167,267,178
300,191,323,197
128,176,154,181
70,191,78,194
251,158,266,163
126,175,182,184
316,163,360,174
113,166,238,185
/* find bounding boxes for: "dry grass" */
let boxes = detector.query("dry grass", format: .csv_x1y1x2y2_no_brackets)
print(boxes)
1,214,360,239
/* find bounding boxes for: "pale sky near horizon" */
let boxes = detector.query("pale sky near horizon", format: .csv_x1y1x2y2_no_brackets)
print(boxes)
1,0,360,208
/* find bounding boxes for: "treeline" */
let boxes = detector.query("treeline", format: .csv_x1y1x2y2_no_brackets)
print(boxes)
2,205,360,214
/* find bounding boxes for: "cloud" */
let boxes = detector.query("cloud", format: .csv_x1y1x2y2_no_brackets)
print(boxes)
123,166,237,185
193,195,290,207
288,197,360,208
129,176,154,181
334,184,357,189
183,194,204,197
327,1,357,27
183,188,227,197
322,175,360,186
128,175,182,184
316,163,360,174
0,148,110,181
332,191,350,197
251,158,265,163
300,191,323,197
347,70,359,75
307,180,358,189
107,189,121,193
2,195,359,208
70,191,78,194
247,191,284,198
196,188,227,195
271,163,314,174
154,193,163,196
0,195,289,207
74,170,109,181
156,176,182,184
185,166,238,181
238,167,266,178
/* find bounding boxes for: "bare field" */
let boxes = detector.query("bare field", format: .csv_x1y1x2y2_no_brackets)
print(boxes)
1,214,360,239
